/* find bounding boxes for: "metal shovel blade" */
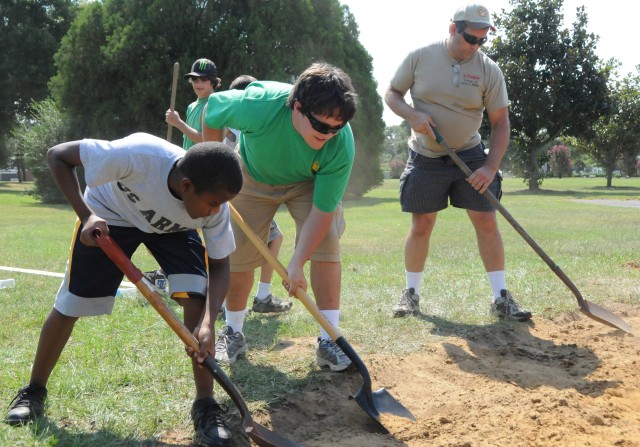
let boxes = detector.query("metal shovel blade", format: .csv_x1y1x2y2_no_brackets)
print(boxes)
229,205,416,433
579,300,635,334
336,337,416,435
203,358,302,447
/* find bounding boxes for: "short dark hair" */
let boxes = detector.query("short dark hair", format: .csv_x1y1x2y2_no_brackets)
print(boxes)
229,75,257,91
177,142,242,195
286,62,357,123
189,75,222,90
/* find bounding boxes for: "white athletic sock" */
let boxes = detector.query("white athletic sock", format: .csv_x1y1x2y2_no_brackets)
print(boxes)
319,309,340,341
486,270,506,301
405,270,423,295
255,282,272,301
225,310,247,334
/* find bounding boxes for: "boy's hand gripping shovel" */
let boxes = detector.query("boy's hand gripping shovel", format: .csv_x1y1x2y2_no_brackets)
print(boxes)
92,229,302,447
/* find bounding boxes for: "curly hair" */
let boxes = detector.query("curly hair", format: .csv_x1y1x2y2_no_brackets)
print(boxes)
177,142,242,195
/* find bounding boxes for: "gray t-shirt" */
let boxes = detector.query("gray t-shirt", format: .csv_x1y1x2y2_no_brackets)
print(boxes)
80,132,235,259
390,39,508,157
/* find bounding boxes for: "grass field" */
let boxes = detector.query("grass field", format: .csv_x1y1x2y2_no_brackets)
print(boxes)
0,177,638,446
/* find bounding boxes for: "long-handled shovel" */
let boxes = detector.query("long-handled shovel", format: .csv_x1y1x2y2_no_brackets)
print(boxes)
431,129,634,334
166,61,180,142
91,229,302,447
229,204,416,434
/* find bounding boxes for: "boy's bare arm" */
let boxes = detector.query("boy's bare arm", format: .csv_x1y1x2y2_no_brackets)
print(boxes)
47,141,107,245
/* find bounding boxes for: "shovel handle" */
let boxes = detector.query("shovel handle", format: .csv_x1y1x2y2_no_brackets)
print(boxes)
167,62,180,142
431,128,589,308
229,204,342,341
91,228,201,350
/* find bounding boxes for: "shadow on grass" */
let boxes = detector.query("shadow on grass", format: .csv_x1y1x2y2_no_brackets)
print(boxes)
508,185,640,198
24,418,182,446
416,314,619,397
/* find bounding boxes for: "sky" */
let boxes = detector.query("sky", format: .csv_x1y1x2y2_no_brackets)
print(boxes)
340,0,638,125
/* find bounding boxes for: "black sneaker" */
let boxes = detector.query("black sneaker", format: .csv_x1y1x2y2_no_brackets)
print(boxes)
491,289,532,321
5,384,47,426
251,294,292,313
393,288,420,317
191,397,232,447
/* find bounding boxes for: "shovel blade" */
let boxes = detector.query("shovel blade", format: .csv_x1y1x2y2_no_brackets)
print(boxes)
580,300,635,334
245,421,303,447
351,387,416,434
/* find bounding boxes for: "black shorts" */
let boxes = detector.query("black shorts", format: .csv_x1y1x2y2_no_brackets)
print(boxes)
399,143,502,213
54,224,208,317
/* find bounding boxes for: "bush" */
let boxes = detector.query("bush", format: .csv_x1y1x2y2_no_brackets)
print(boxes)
12,99,71,203
547,144,573,178
389,157,406,179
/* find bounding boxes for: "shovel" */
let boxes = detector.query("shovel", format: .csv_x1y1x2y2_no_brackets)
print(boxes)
431,128,634,334
91,229,302,447
229,204,416,434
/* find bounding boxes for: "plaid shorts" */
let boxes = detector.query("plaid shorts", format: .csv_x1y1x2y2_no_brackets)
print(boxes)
399,143,502,213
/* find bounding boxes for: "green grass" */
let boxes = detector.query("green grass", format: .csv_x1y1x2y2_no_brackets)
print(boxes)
1,177,639,446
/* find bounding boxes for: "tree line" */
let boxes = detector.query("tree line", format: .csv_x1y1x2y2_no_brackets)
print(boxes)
3,0,639,201
1,0,384,201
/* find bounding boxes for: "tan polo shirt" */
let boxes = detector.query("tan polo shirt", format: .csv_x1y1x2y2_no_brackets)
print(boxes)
390,39,508,157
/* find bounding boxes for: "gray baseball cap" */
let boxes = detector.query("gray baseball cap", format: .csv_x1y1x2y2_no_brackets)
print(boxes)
453,4,496,31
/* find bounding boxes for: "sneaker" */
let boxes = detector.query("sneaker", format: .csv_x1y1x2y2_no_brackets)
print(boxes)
393,288,420,317
316,338,352,372
5,384,47,426
491,289,532,321
143,269,168,293
251,294,292,313
191,397,232,447
214,326,247,364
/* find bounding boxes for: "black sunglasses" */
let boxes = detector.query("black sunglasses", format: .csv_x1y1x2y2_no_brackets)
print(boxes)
303,110,345,135
461,30,488,46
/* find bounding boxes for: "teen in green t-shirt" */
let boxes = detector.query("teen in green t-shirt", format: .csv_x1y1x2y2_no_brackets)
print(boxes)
203,62,357,372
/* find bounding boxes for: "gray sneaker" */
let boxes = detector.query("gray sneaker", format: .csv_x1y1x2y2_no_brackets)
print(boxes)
393,288,420,317
316,338,352,372
214,326,247,364
251,294,292,313
491,289,532,321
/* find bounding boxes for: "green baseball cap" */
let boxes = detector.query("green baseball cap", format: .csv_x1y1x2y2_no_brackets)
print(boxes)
453,4,496,31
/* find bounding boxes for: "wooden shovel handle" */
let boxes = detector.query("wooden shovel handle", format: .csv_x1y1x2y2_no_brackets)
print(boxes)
228,204,342,341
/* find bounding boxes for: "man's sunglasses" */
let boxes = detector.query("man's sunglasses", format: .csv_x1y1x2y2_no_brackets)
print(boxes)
304,110,345,135
460,30,488,46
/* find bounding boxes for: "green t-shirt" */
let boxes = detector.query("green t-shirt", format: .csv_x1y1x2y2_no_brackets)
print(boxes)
204,81,354,212
183,97,207,150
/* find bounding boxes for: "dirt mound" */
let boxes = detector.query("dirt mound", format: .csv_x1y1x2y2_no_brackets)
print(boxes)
165,304,640,446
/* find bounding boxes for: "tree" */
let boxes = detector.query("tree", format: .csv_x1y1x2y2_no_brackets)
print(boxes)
0,0,77,165
49,0,384,197
546,144,572,178
486,0,610,190
12,99,70,203
573,72,640,186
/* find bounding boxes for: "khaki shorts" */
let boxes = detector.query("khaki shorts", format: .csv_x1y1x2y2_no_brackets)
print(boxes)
230,163,345,272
